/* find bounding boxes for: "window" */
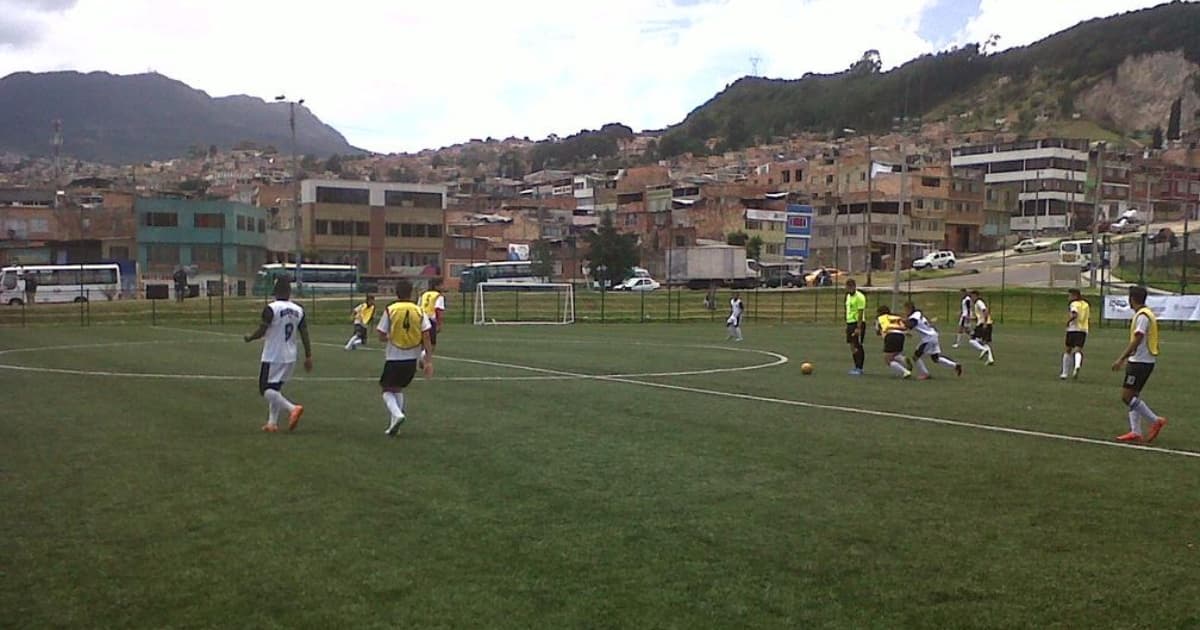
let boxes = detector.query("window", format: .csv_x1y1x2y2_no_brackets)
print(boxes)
386,223,400,237
143,212,178,227
825,174,834,185
933,200,944,210
428,224,443,238
674,235,686,247
330,220,354,236
316,186,370,204
315,220,329,235
192,245,222,266
915,199,925,210
452,237,475,250
782,170,791,184
385,251,441,268
795,169,803,181
384,190,441,207
194,213,225,229
860,172,866,181
257,218,265,233
624,214,638,227
921,177,942,188
147,244,180,265
745,219,763,230
355,221,370,237
236,215,247,231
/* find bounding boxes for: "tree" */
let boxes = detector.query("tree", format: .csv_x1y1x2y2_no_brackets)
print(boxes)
530,239,555,280
207,144,219,159
324,154,343,174
387,166,420,183
745,235,764,262
1152,125,1165,150
848,49,882,75
300,154,319,170
726,231,749,247
430,154,446,169
583,211,639,286
1167,97,1183,140
498,151,525,179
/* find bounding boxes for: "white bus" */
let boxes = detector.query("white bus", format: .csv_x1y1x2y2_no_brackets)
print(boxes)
460,261,548,291
254,263,360,296
0,263,122,305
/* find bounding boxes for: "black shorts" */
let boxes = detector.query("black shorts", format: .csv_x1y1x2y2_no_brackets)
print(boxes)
428,326,438,347
380,360,417,390
972,324,993,343
354,323,368,343
845,323,863,344
1065,331,1087,348
1123,362,1155,393
882,333,905,354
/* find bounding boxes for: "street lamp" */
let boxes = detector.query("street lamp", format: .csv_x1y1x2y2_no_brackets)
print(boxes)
844,127,873,286
275,95,304,290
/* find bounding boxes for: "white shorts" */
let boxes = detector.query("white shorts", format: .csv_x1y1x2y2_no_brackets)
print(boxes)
915,339,942,358
259,361,295,393
958,315,971,328
727,315,740,326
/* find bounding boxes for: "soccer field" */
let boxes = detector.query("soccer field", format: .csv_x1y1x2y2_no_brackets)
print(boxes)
2,321,1199,628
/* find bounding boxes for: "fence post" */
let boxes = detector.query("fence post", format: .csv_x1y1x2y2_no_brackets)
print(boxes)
79,293,85,327
21,300,25,327
753,287,759,322
152,296,157,326
945,291,951,324
311,285,317,323
208,294,213,325
515,290,521,322
779,290,785,323
813,287,819,323
600,288,605,323
1028,292,1034,325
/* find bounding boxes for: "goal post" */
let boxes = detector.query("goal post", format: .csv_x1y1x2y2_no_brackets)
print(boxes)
473,282,576,325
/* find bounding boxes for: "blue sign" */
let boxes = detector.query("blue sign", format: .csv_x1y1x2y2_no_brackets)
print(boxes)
785,204,813,258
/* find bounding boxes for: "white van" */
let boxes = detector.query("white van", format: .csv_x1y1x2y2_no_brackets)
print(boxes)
0,264,122,305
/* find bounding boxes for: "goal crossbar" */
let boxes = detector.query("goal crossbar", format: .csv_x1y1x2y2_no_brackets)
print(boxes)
473,282,575,325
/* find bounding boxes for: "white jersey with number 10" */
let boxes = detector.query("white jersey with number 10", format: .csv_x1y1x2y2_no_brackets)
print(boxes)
262,300,306,363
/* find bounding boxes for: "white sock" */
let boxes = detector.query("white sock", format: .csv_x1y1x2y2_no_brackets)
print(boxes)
915,358,929,376
889,360,908,376
937,356,957,368
734,326,743,340
266,397,279,426
1128,409,1142,435
1074,352,1083,370
954,333,963,345
969,339,987,353
383,392,404,418
264,389,294,414
345,336,356,350
1061,353,1072,376
1131,397,1157,422
986,347,994,361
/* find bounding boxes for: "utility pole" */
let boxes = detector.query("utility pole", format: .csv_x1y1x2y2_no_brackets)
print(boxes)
891,145,907,311
1090,142,1107,288
275,95,304,289
865,134,873,286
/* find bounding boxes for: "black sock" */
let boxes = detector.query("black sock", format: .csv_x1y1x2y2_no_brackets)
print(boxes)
853,346,865,370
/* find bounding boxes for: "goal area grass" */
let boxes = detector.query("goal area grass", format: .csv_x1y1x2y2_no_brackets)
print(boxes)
2,321,1199,628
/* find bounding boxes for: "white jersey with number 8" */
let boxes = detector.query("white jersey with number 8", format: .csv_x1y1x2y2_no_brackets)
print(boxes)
261,300,305,363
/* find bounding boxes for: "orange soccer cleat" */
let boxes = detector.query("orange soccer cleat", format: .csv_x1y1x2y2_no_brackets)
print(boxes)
1145,418,1168,444
262,423,279,433
1115,431,1143,443
288,405,305,432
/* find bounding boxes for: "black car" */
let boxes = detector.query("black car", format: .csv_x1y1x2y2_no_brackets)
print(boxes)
761,269,805,288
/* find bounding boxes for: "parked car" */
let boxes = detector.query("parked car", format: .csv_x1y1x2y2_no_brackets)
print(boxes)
1109,218,1138,234
1013,238,1053,253
761,267,805,288
804,268,844,287
613,277,661,292
912,250,957,270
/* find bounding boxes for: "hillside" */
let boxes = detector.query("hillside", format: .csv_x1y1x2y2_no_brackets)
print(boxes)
658,1,1200,156
0,71,360,163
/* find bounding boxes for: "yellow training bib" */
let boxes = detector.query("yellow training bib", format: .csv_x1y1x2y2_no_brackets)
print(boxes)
419,290,442,318
1130,306,1159,356
386,302,424,350
354,303,375,325
876,314,905,335
1069,299,1089,333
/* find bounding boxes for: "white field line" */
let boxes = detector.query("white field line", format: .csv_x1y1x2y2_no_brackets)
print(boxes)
3,326,1196,460
0,328,788,382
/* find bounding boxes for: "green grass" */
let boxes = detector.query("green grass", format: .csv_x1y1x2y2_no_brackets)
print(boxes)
3,320,1200,628
898,268,979,282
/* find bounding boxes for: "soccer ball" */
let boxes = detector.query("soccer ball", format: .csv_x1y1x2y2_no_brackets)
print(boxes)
800,362,814,375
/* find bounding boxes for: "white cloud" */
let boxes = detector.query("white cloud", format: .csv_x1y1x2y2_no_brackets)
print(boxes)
954,0,1168,52
0,0,1171,153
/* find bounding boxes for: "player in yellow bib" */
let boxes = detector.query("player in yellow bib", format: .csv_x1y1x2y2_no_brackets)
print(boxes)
875,305,912,379
1060,288,1089,379
376,280,434,437
344,294,376,351
418,278,445,357
1111,285,1167,443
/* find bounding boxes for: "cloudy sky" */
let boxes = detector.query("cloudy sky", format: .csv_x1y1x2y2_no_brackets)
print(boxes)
0,0,1174,153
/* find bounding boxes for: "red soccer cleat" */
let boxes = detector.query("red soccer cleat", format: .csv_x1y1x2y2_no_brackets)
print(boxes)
1115,431,1143,443
917,374,931,381
288,405,305,432
262,423,278,433
1145,418,1168,444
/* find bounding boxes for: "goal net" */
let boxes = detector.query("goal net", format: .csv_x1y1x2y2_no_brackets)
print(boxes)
473,282,575,325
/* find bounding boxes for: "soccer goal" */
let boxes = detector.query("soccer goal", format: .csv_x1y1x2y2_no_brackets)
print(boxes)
473,282,575,325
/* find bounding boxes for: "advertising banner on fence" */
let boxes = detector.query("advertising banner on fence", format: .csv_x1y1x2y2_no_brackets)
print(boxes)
1104,295,1200,321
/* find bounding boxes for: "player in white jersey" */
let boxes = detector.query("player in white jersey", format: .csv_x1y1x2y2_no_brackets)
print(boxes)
904,301,963,379
243,278,312,433
726,293,744,341
953,289,972,348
